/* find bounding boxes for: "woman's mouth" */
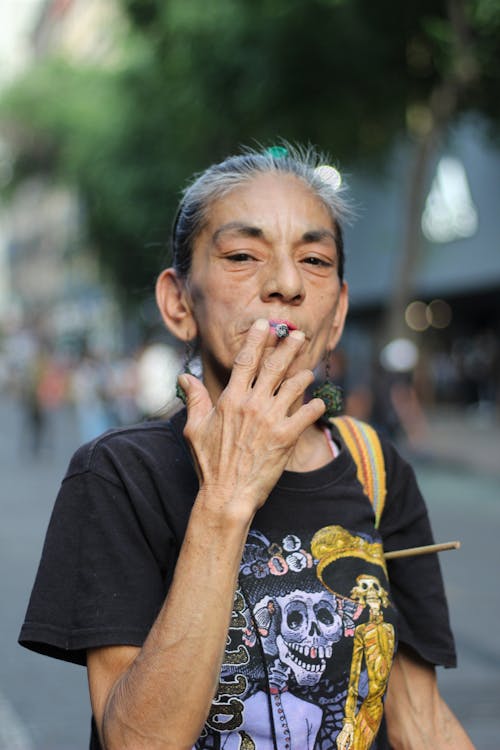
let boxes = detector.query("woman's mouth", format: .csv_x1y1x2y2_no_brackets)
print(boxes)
269,319,297,339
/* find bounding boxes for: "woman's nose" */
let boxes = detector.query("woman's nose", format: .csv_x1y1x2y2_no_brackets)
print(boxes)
260,256,305,304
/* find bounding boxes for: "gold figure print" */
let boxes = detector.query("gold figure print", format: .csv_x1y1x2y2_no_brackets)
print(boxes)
336,575,395,750
311,525,396,749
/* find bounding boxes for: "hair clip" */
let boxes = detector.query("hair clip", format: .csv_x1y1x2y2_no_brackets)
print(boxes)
266,146,288,159
313,164,342,191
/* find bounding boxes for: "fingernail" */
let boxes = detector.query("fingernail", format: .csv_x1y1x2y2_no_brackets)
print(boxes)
254,318,269,331
289,329,305,341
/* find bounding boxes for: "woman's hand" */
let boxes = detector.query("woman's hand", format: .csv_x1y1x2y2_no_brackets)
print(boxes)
178,318,325,520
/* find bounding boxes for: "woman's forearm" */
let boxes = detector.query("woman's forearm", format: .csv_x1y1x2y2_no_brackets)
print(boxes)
97,494,253,750
385,647,475,750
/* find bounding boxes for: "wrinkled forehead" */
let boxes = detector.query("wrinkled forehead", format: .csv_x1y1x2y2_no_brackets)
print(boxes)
203,171,337,230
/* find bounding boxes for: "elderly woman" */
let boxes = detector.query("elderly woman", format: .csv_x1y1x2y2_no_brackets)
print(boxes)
20,146,473,750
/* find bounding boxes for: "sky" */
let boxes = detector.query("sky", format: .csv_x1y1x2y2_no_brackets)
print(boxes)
0,0,44,88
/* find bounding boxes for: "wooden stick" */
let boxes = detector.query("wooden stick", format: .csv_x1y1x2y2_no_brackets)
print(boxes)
384,541,461,560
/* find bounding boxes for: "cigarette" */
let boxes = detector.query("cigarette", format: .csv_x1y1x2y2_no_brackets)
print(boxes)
384,541,461,560
271,322,290,339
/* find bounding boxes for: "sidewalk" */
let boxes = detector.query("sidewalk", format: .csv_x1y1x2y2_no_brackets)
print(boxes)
399,405,500,478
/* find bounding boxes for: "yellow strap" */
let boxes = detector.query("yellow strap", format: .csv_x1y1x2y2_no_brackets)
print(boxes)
331,416,386,528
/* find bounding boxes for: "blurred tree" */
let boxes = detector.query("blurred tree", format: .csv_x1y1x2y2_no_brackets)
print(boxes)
383,0,500,342
1,0,499,313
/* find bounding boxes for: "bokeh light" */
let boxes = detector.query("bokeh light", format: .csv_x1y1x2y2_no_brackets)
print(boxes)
380,338,419,372
405,300,429,331
427,299,452,329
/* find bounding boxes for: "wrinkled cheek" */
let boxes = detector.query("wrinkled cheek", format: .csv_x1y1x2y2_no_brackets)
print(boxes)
198,329,240,373
303,338,327,372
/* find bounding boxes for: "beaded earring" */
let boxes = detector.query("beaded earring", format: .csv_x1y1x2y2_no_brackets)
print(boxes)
312,351,344,418
175,341,194,405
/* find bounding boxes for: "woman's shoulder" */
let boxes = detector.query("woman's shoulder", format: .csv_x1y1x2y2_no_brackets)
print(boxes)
65,408,189,481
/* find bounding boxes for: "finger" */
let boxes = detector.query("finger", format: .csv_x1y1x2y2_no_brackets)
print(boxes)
252,329,306,394
229,318,272,390
286,397,326,435
179,374,212,429
273,368,315,409
178,375,214,485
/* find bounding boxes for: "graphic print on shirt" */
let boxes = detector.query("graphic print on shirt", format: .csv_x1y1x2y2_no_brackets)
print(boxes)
201,526,396,750
335,574,394,750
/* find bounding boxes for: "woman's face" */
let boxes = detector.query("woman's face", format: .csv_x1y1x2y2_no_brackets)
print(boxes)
181,172,348,396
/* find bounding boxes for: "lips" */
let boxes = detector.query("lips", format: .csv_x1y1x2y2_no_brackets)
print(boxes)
269,319,297,331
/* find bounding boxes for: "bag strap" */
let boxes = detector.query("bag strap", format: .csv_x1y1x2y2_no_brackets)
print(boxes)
330,415,387,528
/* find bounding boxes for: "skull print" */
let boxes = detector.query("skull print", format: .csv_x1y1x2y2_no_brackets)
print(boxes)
255,590,343,686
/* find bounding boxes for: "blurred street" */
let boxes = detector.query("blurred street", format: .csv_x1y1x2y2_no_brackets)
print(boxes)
1,393,499,750
1,2,499,749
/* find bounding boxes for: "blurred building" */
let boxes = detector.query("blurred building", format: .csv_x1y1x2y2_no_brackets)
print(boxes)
32,0,126,66
339,117,500,413
1,0,127,354
346,117,500,321
4,176,119,350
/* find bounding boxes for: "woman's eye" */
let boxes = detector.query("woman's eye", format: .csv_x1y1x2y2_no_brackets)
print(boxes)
303,256,332,267
227,253,254,262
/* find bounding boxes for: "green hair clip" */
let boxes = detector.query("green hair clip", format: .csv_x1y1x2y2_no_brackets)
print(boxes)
266,146,288,159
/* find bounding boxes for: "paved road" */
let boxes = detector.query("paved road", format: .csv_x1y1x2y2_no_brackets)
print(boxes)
1,395,499,749
0,398,90,750
412,462,500,749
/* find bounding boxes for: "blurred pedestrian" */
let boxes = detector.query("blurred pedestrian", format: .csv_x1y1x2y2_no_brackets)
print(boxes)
70,349,113,443
135,341,183,418
19,349,46,456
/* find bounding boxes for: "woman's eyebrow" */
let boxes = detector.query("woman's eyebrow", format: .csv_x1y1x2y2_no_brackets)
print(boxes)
301,228,337,246
212,222,265,245
211,222,337,247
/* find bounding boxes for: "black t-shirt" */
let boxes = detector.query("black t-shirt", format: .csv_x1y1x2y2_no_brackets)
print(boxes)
19,409,456,749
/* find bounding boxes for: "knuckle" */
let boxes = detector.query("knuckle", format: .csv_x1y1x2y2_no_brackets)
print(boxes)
242,398,260,419
246,326,267,344
272,425,290,446
278,378,296,394
263,357,285,374
296,371,314,391
280,369,312,394
302,368,315,384
234,350,255,368
218,391,235,413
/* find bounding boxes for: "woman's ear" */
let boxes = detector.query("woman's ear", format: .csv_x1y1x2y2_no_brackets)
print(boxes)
155,268,197,342
327,282,349,352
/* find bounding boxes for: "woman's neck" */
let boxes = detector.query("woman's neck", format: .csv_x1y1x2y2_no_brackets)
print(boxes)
286,422,334,473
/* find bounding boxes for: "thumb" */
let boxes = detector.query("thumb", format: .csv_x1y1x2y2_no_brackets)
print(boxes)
177,373,212,415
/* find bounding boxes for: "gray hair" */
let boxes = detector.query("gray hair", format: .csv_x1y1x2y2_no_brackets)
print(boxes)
171,143,350,281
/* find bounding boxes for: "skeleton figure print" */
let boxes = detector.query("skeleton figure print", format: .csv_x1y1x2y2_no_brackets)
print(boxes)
335,575,395,750
200,527,397,750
